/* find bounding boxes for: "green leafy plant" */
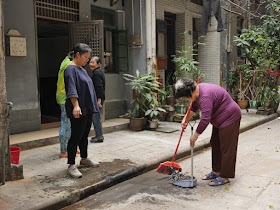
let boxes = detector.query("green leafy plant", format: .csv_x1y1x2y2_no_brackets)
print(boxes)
123,70,165,118
145,103,166,120
234,0,280,73
259,86,272,109
233,0,280,109
172,36,204,105
172,35,204,82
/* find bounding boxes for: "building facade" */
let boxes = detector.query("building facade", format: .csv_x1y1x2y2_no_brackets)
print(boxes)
3,0,240,134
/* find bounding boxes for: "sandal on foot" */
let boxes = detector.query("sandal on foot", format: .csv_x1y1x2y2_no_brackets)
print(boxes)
59,154,78,158
202,172,218,180
208,177,230,186
59,154,68,158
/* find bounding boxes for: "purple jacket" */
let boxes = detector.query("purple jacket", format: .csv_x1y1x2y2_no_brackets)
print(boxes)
191,83,241,134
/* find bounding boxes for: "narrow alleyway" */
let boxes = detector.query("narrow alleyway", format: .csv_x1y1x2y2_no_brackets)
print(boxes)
65,119,280,210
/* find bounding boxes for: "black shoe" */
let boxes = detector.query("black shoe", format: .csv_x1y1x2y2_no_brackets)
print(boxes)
90,137,104,143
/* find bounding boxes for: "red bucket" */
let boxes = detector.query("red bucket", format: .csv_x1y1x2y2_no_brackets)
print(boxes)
10,146,21,164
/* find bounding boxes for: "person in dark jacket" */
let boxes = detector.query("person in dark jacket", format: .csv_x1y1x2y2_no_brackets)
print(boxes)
89,56,105,143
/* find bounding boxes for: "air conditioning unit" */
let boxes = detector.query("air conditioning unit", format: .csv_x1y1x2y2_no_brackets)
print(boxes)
115,10,125,30
129,35,142,48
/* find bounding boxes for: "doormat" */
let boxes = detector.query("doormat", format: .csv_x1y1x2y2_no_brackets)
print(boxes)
152,126,179,133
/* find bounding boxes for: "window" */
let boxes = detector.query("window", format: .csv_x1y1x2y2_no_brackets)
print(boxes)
113,30,129,72
91,6,115,29
35,0,80,22
156,20,167,69
237,17,244,58
91,6,128,73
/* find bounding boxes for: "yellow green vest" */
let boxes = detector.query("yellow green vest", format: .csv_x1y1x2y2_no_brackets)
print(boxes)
56,56,72,104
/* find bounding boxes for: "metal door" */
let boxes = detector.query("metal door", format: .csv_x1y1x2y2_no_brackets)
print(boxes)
69,21,105,121
69,20,104,66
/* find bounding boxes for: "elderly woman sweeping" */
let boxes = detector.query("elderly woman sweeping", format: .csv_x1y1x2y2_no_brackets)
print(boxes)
174,78,241,186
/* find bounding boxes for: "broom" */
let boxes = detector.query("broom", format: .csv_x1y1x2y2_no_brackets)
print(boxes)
156,78,200,175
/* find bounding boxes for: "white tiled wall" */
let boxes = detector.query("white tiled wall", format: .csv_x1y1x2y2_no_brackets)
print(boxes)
156,0,221,85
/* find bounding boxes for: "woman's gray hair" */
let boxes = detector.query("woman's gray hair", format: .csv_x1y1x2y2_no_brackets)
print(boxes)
174,78,197,98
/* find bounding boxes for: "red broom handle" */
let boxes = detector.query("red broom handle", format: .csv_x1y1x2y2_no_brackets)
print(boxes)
171,78,200,163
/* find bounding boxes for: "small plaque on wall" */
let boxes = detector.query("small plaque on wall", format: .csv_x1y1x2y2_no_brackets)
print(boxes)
8,37,27,56
6,29,27,57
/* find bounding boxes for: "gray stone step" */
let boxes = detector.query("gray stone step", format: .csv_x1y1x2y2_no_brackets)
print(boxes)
10,118,129,151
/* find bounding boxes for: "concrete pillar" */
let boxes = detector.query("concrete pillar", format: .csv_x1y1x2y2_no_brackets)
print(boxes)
198,16,221,85
146,0,156,74
0,0,8,185
0,0,22,184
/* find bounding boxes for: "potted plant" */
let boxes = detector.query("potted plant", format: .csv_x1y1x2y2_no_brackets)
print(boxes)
269,88,280,112
234,1,280,111
123,70,165,131
172,40,204,83
145,100,166,129
228,69,240,102
235,64,252,109
164,73,176,107
259,86,272,110
172,39,204,116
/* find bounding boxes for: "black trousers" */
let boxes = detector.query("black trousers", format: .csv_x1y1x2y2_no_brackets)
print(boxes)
201,0,224,35
210,118,241,178
67,113,93,165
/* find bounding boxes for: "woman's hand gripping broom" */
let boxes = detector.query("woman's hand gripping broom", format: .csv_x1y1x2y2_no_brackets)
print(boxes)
156,78,200,175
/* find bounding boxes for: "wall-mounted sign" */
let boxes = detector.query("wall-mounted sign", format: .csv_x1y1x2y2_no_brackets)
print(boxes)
6,29,27,57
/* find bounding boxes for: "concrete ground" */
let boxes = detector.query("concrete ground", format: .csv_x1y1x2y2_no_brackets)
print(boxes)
0,110,279,210
65,119,280,210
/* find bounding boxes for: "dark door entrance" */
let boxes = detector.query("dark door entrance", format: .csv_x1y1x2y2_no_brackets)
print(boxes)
37,20,69,125
164,12,176,85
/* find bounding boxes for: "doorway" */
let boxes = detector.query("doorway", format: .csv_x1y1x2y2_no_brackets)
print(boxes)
164,12,176,85
37,20,69,124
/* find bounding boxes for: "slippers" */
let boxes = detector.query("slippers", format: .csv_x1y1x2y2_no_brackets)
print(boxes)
59,154,68,158
202,172,218,180
59,154,78,158
209,177,230,186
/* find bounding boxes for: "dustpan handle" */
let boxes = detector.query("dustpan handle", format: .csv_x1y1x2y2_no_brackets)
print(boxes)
190,125,194,179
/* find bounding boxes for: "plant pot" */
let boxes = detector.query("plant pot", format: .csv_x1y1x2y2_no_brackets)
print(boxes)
149,120,158,130
158,111,168,121
175,105,187,114
249,100,261,109
166,96,176,106
261,101,270,111
238,100,249,109
270,101,279,113
130,117,146,131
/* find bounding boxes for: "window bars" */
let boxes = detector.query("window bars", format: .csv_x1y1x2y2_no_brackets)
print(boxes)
35,0,80,22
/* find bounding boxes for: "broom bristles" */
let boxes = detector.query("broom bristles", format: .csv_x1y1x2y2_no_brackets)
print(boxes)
156,163,171,175
156,162,182,175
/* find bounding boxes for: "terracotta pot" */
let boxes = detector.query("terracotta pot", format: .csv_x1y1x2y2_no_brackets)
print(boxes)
130,117,146,131
238,100,249,109
166,96,176,106
149,120,158,130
